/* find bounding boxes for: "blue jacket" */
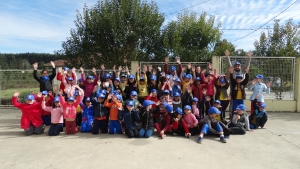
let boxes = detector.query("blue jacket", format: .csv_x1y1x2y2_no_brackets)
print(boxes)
248,83,270,102
81,104,94,123
172,85,182,96
118,109,140,129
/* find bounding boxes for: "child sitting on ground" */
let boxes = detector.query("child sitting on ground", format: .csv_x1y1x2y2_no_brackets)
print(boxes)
172,108,191,138
228,104,252,134
249,95,268,129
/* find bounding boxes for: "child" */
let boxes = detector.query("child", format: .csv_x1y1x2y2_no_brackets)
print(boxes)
154,103,173,139
12,92,45,136
136,67,148,104
191,77,206,118
172,78,182,97
74,90,84,130
118,101,140,138
191,97,200,120
42,96,63,136
228,104,252,134
80,67,98,101
183,105,199,136
81,97,94,132
36,91,54,126
124,74,138,100
138,100,159,138
249,96,268,129
147,75,159,94
181,85,193,108
113,78,123,96
201,70,217,114
91,86,108,134
197,107,230,144
172,107,191,138
214,76,230,119
248,74,271,114
56,67,76,92
104,94,123,134
172,92,182,110
229,67,249,115
62,68,78,98
124,91,141,111
59,87,82,134
144,89,159,109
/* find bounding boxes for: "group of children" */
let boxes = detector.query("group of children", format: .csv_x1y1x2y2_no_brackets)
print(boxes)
12,50,270,143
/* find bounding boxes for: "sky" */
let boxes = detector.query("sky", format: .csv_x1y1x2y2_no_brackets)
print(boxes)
0,0,300,54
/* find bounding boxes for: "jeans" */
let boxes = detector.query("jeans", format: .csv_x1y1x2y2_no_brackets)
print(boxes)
200,123,222,135
24,124,45,136
138,128,153,138
109,120,122,134
92,120,108,134
65,120,77,134
41,115,51,126
48,123,63,136
81,119,93,132
125,129,138,138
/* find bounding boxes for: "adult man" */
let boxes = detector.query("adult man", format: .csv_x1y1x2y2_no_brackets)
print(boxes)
164,57,182,86
225,50,252,79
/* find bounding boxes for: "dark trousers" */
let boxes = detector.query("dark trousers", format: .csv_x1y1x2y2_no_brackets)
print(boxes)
125,129,138,138
76,113,82,127
228,123,246,135
41,115,51,126
48,123,63,136
188,127,199,136
205,96,214,115
24,124,44,136
197,98,205,119
92,120,108,134
173,129,185,136
138,97,145,105
256,114,268,128
220,100,230,119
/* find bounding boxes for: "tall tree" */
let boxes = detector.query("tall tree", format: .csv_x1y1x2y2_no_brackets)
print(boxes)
161,11,222,62
213,39,236,56
56,0,164,68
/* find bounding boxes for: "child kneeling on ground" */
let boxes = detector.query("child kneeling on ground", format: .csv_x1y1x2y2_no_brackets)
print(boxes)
118,101,140,138
228,104,252,134
197,107,230,144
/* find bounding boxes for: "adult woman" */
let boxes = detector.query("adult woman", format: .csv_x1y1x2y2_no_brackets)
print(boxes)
33,61,56,92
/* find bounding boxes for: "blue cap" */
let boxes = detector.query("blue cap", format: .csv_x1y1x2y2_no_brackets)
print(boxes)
53,96,60,102
164,103,173,113
85,98,91,102
258,103,266,108
67,97,75,102
104,74,111,79
214,100,221,105
88,75,94,80
192,97,198,102
130,91,137,96
63,67,70,71
100,89,106,95
208,107,221,114
26,94,35,101
150,75,157,81
162,90,170,94
195,77,201,81
143,100,154,107
175,107,183,114
165,74,170,79
236,75,243,79
114,78,120,82
121,74,127,77
67,77,74,81
219,78,226,83
140,77,145,81
127,101,134,106
255,74,264,79
174,92,180,97
182,73,186,79
186,74,192,79
78,78,82,82
151,89,157,93
236,104,246,111
116,95,122,100
184,105,191,110
42,91,48,95
97,94,105,98
234,61,241,66
128,74,135,79
170,66,176,72
175,77,181,82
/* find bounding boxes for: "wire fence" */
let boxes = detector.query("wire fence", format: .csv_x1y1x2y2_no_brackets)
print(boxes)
220,56,295,100
139,62,209,72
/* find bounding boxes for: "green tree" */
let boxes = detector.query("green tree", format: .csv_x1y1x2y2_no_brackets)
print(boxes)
213,39,236,56
56,0,164,68
161,11,222,62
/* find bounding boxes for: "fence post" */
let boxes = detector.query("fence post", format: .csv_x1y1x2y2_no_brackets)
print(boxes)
211,56,220,74
131,61,139,75
294,57,300,112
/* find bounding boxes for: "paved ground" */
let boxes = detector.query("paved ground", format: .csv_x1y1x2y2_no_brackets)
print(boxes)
0,108,300,169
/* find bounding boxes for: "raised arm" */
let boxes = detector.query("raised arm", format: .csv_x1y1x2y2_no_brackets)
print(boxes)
225,50,233,68
33,62,41,82
49,61,56,80
243,51,252,71
71,68,77,85
176,58,182,77
80,67,87,84
12,92,23,109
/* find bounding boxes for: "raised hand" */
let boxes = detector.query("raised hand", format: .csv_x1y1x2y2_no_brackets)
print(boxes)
50,61,55,68
157,66,161,72
125,66,129,72
192,66,195,72
33,62,38,70
165,57,169,63
252,79,256,85
93,85,98,92
245,66,250,73
72,67,76,74
113,65,116,72
227,96,231,100
37,92,42,98
13,92,20,97
161,72,165,77
58,67,62,73
202,89,207,95
267,81,272,88
136,66,140,72
80,67,84,73
247,50,253,58
97,80,101,86
201,69,206,74
92,67,96,74
224,50,230,57
187,63,192,69
118,66,122,72
228,67,234,73
176,57,181,64
100,64,105,70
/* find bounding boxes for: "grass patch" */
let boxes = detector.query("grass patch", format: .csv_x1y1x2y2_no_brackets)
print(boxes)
0,88,40,99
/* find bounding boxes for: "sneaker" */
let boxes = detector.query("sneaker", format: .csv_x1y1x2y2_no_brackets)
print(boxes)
161,134,166,139
220,136,227,143
185,133,191,138
197,136,203,144
173,132,178,136
224,135,230,139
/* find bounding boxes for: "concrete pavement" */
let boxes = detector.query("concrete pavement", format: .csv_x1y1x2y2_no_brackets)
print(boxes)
0,108,300,169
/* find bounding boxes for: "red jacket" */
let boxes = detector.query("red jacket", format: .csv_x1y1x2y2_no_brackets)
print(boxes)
200,73,217,96
144,95,159,109
35,94,54,116
191,84,206,102
56,72,76,91
172,120,189,133
12,97,43,129
60,95,81,119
